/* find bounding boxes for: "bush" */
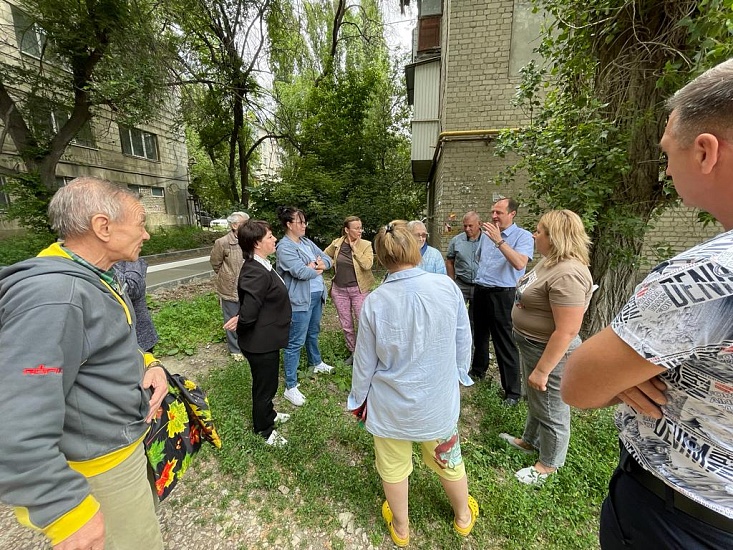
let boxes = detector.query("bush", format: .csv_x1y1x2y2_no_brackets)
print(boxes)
0,232,55,266
144,226,226,255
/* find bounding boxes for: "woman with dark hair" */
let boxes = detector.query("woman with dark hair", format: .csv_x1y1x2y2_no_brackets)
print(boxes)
500,209,593,483
324,216,374,365
275,206,333,407
223,220,292,446
347,221,478,547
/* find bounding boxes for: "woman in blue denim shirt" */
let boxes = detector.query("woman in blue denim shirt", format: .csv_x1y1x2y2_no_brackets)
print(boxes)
275,206,334,407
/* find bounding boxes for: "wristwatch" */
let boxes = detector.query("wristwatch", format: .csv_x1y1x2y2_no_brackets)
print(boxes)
495,239,506,248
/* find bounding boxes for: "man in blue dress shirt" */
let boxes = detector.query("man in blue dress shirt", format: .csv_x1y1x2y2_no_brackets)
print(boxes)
469,198,534,405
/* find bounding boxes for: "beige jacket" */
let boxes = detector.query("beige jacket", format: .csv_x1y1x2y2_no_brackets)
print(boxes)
324,236,375,294
210,231,243,302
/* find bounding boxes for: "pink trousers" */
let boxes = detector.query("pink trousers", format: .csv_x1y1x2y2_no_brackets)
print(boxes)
330,283,368,352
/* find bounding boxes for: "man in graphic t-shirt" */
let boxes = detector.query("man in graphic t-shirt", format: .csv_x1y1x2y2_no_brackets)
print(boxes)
562,59,733,548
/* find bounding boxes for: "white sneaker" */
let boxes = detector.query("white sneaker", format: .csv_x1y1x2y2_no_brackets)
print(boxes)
283,385,306,406
265,430,287,447
274,412,291,424
230,353,244,362
313,361,334,374
515,465,551,485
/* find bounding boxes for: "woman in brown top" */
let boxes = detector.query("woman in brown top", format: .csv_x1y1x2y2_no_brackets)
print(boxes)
324,216,375,364
501,210,593,484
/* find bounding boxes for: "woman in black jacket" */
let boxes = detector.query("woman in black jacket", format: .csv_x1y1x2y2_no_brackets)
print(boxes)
224,220,292,446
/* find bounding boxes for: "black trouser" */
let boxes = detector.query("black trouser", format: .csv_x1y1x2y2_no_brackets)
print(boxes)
471,285,521,399
243,350,280,440
600,445,733,549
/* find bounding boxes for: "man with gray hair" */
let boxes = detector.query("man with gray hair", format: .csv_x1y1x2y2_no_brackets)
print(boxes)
563,58,733,548
210,210,250,360
407,220,447,275
0,177,167,549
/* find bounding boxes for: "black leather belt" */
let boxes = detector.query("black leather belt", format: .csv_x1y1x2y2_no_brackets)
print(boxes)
476,285,513,292
620,448,733,533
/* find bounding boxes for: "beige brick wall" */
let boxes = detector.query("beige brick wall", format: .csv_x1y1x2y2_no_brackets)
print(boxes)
641,207,723,268
441,0,527,131
428,0,721,269
429,140,529,252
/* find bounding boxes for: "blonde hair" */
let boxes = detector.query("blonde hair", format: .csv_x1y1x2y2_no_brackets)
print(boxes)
537,210,591,267
342,216,361,235
374,220,421,271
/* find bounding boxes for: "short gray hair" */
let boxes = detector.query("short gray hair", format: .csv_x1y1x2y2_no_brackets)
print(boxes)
407,220,426,232
666,58,733,145
48,177,138,239
227,211,249,227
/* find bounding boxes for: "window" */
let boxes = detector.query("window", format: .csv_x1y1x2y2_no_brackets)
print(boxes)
11,6,46,58
54,176,73,189
119,127,159,161
128,184,164,198
417,16,441,52
51,109,95,148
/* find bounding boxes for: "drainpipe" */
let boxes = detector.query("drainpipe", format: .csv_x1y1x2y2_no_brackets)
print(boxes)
426,129,504,184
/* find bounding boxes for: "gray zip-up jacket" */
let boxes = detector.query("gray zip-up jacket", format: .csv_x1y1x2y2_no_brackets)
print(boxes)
0,245,150,542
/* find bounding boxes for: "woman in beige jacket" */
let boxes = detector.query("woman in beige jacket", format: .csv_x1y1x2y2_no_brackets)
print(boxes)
324,216,375,364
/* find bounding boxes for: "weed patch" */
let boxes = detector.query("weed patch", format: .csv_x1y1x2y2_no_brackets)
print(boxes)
151,292,224,355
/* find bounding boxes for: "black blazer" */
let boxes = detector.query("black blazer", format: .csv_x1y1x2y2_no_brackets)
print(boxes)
236,258,292,354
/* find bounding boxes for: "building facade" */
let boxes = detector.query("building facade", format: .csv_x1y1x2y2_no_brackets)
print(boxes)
0,0,191,233
403,0,721,263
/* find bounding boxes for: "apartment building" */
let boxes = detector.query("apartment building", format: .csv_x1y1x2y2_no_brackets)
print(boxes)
403,0,720,261
0,0,191,233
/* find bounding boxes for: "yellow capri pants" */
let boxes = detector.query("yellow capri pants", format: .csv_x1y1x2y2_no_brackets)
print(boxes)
374,427,466,484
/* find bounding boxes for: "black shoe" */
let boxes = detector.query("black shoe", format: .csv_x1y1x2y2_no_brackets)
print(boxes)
345,354,354,366
503,397,519,407
468,370,485,381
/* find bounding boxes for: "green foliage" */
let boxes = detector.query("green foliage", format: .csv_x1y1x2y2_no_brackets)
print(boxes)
0,231,54,266
0,0,176,224
259,0,423,244
2,174,55,233
143,226,223,255
0,225,220,265
150,292,224,356
166,0,267,207
496,1,733,332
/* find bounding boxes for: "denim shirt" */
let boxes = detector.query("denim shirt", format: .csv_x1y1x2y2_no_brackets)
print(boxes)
418,245,447,275
275,236,332,312
347,268,473,440
475,223,534,287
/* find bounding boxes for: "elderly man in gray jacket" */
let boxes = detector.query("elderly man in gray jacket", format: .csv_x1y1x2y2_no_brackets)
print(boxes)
210,211,249,360
0,177,167,550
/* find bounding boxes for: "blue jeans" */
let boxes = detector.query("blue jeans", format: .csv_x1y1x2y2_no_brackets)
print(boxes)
283,291,324,389
514,330,580,469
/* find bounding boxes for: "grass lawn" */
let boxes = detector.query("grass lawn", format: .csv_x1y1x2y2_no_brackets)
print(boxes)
153,291,618,549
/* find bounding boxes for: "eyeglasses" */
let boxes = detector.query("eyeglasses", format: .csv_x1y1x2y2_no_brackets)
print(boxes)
292,220,308,227
414,233,428,239
348,227,364,232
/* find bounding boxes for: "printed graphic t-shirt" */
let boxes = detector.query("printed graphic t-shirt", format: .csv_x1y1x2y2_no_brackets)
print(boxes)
612,229,733,518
